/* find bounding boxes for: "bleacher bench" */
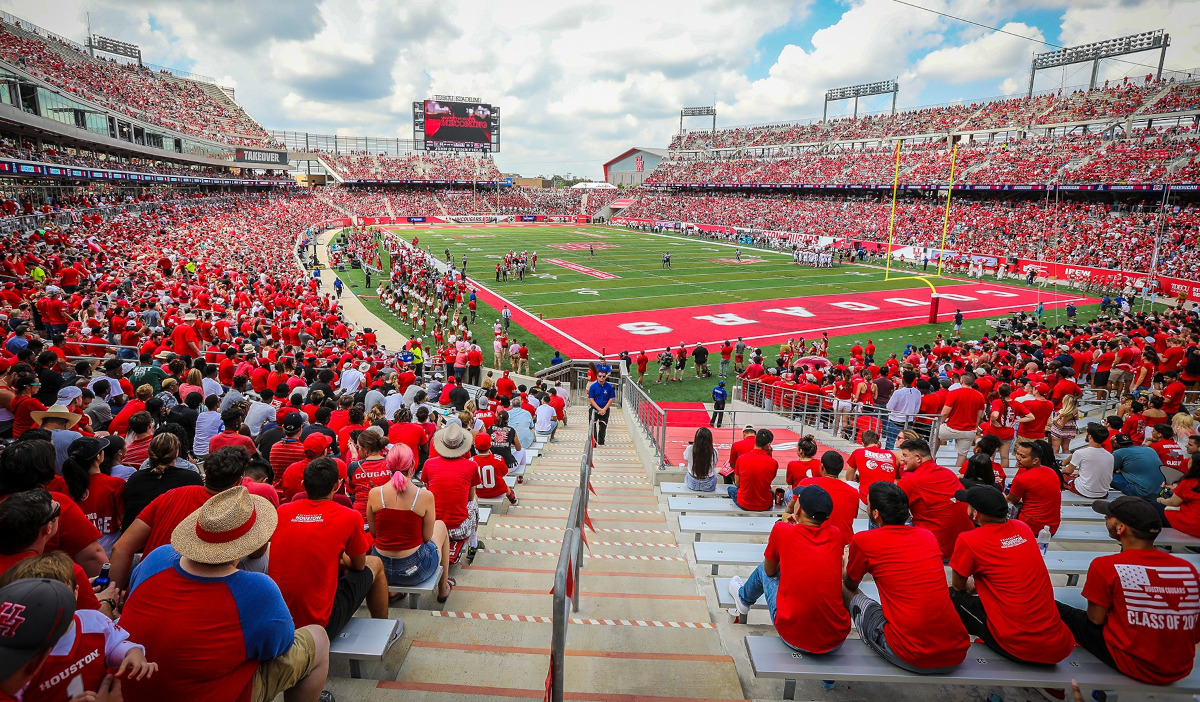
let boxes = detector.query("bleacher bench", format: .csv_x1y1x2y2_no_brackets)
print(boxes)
659,482,785,497
1053,524,1200,550
387,565,443,610
476,476,518,515
680,516,868,541
668,496,784,516
328,617,402,679
1046,551,1200,585
745,636,1200,699
716,579,1087,613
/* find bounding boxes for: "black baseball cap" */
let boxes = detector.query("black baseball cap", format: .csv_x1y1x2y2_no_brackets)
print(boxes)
282,412,305,433
954,485,1008,519
1111,433,1135,449
1093,496,1162,534
796,485,834,523
0,578,75,679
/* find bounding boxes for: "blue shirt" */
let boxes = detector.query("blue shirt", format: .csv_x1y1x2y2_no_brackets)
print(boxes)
1112,446,1166,499
550,355,563,366
588,381,616,409
712,386,727,403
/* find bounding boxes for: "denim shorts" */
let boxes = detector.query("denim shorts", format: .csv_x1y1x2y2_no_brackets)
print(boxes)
372,541,439,586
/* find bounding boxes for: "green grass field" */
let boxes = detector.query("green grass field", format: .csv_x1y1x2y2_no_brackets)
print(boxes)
386,224,977,319
330,223,1166,403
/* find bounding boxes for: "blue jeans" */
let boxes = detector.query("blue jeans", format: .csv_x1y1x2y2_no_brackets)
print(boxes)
882,418,903,450
739,564,841,656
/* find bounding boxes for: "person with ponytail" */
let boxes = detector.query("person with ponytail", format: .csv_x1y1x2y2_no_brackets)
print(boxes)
347,428,392,520
366,443,454,602
120,432,202,529
62,436,125,555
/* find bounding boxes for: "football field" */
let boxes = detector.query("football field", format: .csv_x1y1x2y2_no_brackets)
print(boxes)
381,223,1092,359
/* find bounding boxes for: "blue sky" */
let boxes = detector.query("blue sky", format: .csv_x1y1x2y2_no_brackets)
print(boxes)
4,0,1197,178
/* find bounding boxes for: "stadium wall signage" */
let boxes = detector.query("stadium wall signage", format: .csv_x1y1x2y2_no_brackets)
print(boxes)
641,182,1186,193
234,148,289,165
0,159,289,187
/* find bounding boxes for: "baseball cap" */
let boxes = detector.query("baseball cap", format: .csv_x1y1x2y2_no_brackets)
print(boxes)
474,433,492,451
795,485,833,523
954,485,1008,519
55,386,82,406
1034,382,1052,395
303,433,333,455
1111,433,1134,449
282,412,304,433
0,578,75,680
1092,496,1162,534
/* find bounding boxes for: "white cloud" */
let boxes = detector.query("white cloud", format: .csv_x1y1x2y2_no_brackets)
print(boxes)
2,0,1196,178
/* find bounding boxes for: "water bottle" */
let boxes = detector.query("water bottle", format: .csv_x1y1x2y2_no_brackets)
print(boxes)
1038,526,1052,555
93,563,111,591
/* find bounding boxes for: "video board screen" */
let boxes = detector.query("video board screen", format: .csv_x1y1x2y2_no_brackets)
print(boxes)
421,100,498,152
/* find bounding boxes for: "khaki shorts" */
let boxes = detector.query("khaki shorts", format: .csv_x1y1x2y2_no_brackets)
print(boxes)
252,627,317,702
938,425,976,456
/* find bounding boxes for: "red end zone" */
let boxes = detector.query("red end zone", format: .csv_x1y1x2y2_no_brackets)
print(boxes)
546,283,1092,355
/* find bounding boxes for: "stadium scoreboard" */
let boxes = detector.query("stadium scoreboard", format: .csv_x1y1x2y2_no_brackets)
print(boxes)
413,96,500,152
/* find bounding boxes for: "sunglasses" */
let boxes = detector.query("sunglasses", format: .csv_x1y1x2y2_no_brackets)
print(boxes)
41,500,61,526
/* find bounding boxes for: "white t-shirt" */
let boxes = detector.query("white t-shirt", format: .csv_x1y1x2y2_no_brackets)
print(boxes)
535,403,557,433
1070,445,1115,498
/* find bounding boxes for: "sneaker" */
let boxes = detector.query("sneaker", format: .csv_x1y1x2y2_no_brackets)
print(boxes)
727,575,750,616
508,493,519,505
319,692,336,702
467,542,483,562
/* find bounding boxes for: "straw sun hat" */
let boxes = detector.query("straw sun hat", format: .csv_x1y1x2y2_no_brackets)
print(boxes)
171,486,277,564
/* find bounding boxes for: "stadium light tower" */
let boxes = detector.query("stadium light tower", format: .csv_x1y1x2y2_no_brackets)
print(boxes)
824,80,899,121
1027,30,1170,97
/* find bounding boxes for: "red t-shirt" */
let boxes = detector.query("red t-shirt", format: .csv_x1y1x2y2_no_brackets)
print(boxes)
784,458,820,487
41,491,101,559
268,439,308,486
897,461,974,559
0,551,100,612
136,485,213,556
949,520,1075,663
474,453,510,499
733,449,778,511
1082,549,1200,684
209,430,257,456
763,521,850,653
1016,398,1054,440
797,476,860,543
1151,439,1189,474
728,436,756,471
76,472,126,542
268,499,368,628
348,457,392,519
846,525,969,668
388,422,429,457
942,387,985,431
1009,465,1063,536
847,446,897,505
423,456,482,529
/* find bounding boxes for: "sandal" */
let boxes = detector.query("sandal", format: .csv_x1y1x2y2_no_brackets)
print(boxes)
437,576,457,604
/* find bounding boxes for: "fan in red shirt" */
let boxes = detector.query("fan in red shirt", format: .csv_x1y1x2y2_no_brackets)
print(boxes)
1007,440,1064,536
1056,497,1200,685
845,481,970,673
783,436,821,488
949,485,1075,665
1149,424,1189,476
268,457,388,634
472,434,516,504
790,452,859,542
896,437,974,559
727,485,850,655
845,430,898,507
423,425,484,559
59,437,125,555
937,373,985,465
727,429,779,512
1014,382,1054,443
725,426,757,485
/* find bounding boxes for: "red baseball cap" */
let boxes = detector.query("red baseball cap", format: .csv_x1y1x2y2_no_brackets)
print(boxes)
474,433,492,451
304,434,333,455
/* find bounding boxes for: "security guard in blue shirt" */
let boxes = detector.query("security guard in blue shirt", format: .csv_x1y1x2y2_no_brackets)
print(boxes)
711,380,727,427
588,364,617,446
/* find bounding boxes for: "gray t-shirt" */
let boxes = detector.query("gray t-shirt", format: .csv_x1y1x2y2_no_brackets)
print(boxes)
1069,445,1115,498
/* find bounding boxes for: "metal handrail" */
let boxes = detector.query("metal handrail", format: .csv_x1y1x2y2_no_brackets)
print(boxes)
548,417,594,702
736,378,945,447
621,375,667,470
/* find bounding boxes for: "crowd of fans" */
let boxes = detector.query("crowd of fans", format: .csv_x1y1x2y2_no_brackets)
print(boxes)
0,21,273,147
648,128,1200,187
312,185,618,217
0,181,586,699
702,301,1200,689
669,76,1197,151
617,192,1200,277
320,152,503,182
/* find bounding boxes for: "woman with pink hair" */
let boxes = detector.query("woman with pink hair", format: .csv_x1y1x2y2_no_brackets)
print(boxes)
365,443,454,602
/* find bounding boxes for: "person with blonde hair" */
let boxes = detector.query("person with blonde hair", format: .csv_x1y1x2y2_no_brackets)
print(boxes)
1049,394,1079,455
1172,412,1197,453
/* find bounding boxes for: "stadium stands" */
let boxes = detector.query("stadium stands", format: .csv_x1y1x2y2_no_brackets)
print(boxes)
0,20,273,147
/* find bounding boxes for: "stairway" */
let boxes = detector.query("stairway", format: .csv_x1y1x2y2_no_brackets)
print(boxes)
323,407,745,701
